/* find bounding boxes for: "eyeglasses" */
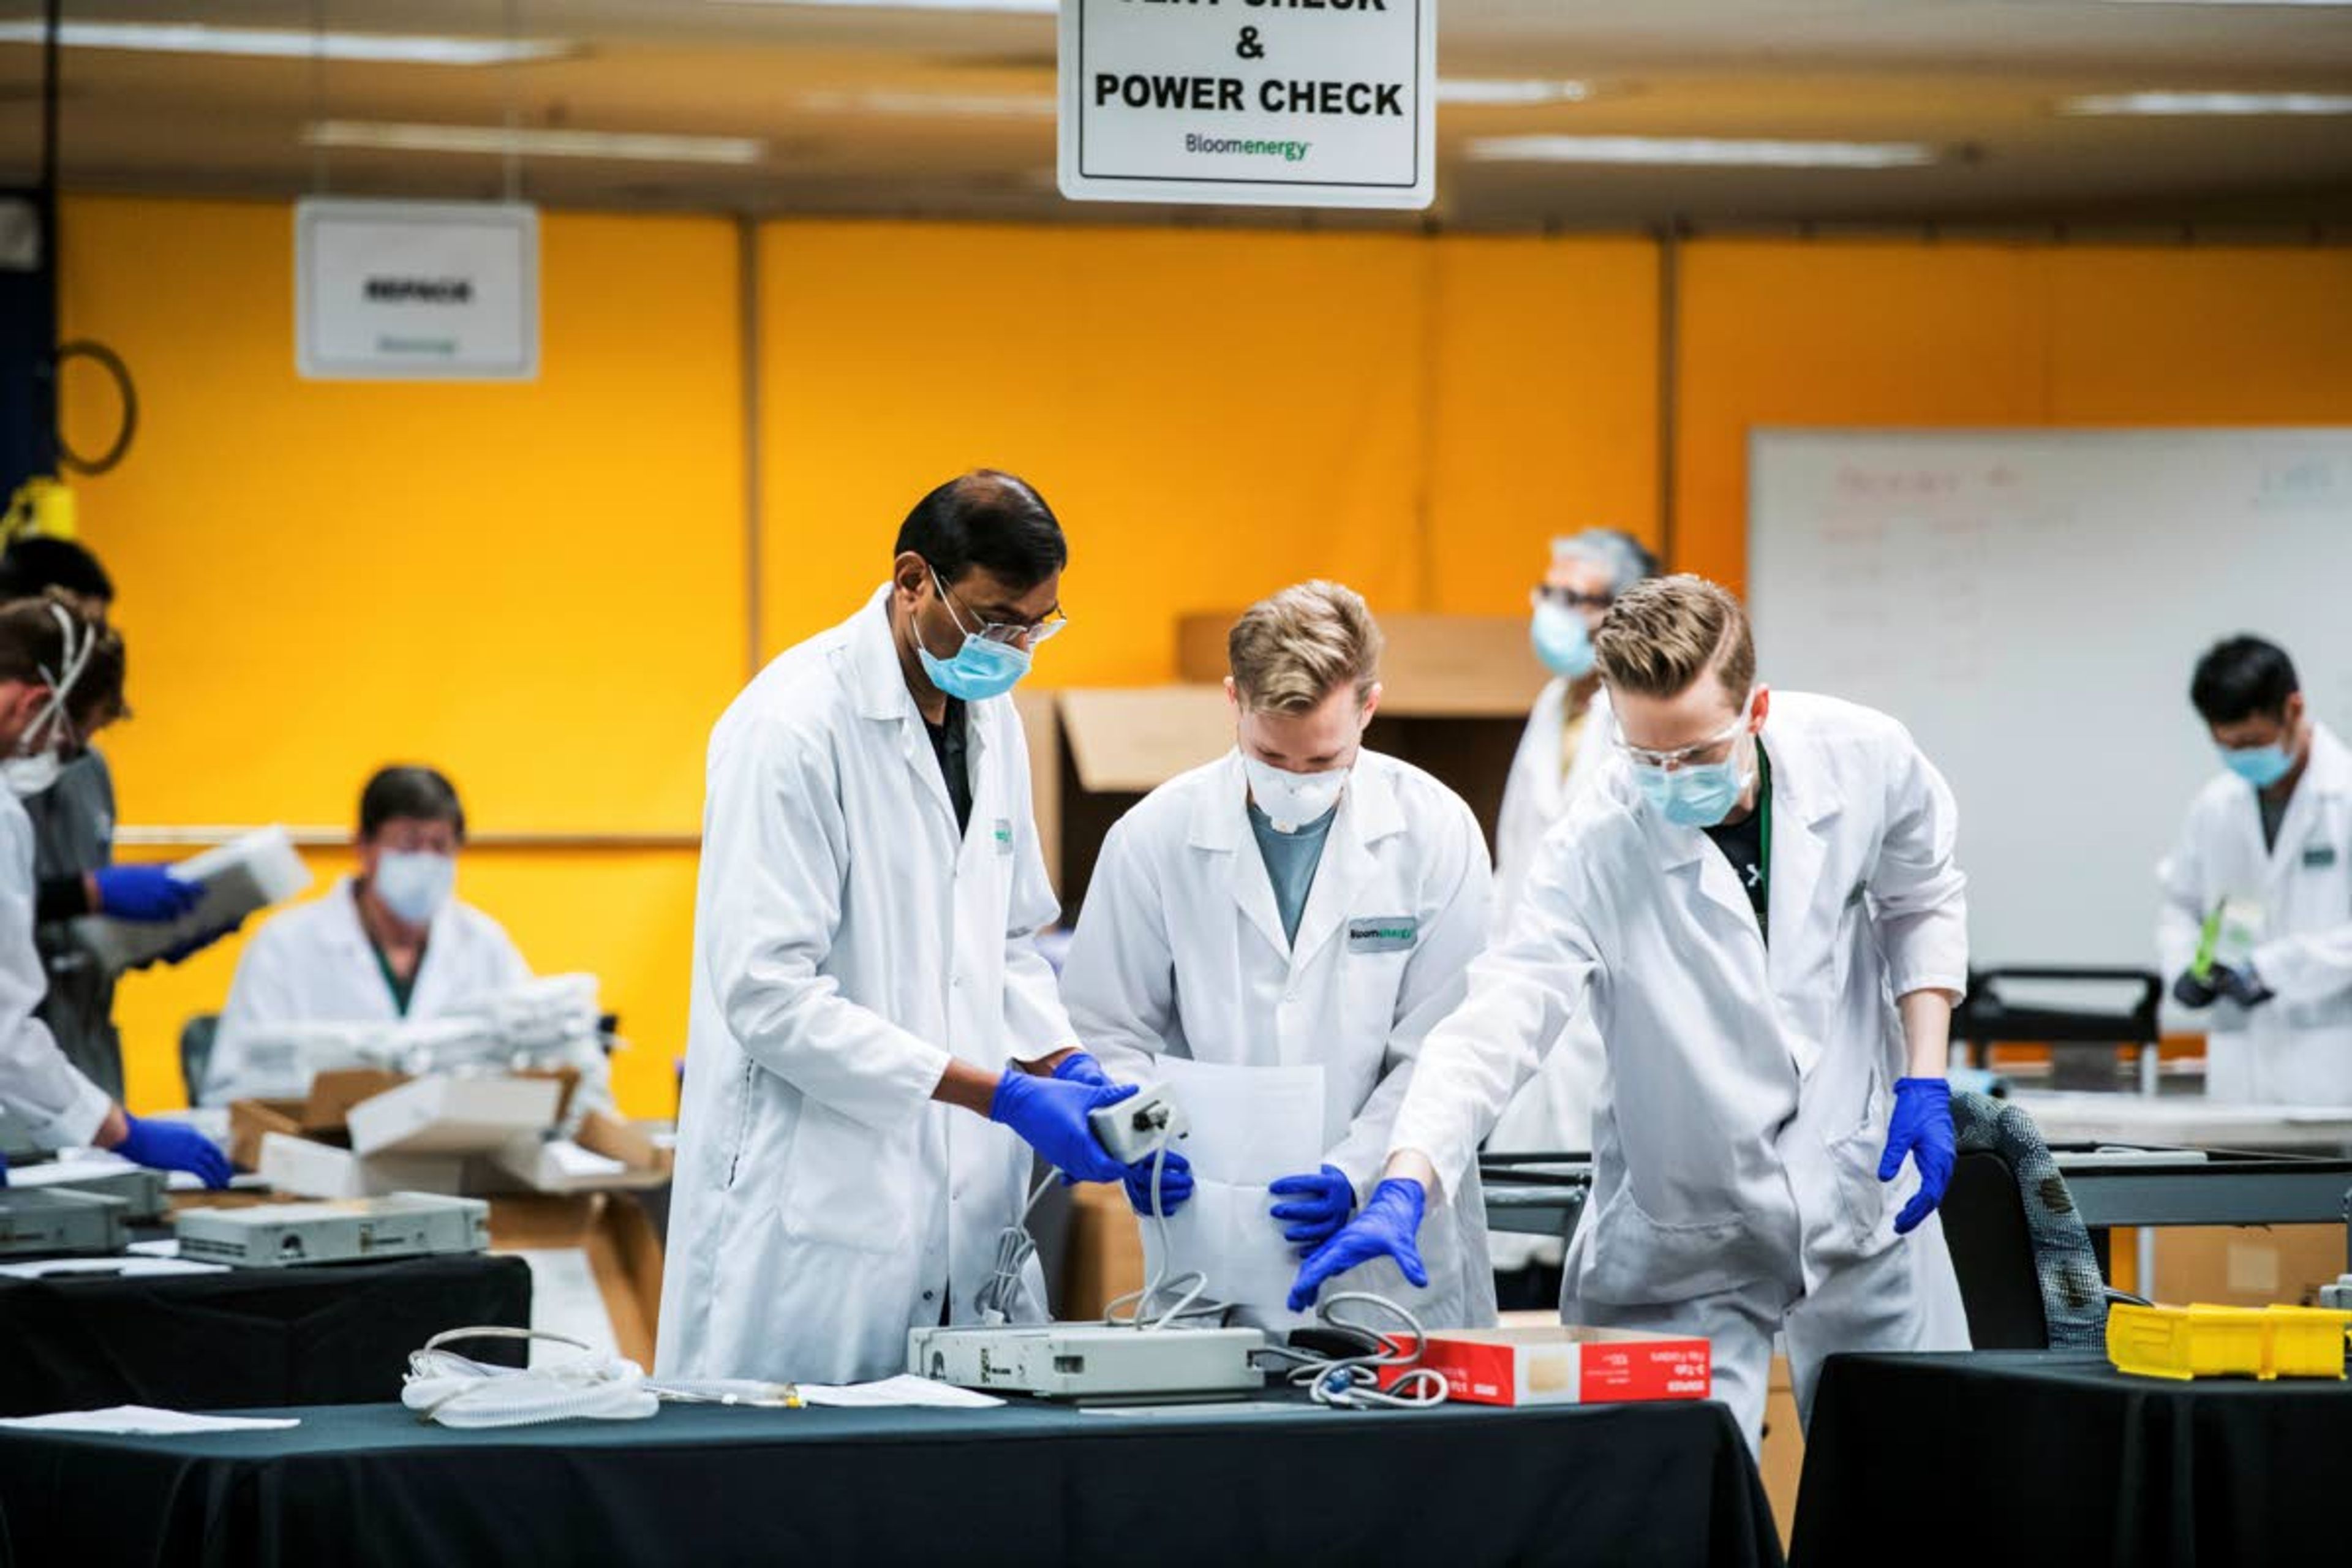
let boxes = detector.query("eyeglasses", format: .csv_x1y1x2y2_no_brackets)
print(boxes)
1534,585,1613,612
1613,694,1756,771
932,567,1068,648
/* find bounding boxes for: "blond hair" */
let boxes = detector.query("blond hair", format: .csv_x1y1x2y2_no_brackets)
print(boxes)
1594,574,1754,705
1227,580,1384,714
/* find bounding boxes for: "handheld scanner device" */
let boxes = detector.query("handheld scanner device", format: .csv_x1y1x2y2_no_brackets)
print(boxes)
1090,1084,1188,1163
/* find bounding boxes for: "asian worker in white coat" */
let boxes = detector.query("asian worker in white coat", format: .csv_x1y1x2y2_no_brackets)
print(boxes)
1291,575,1971,1452
1062,581,1497,1330
2159,636,2352,1104
1486,529,1656,1302
203,766,539,1104
658,471,1147,1388
0,596,227,1185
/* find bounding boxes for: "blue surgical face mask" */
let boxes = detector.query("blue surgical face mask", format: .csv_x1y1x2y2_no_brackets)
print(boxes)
2222,742,2293,790
913,573,1034,703
373,850,455,925
1634,753,1751,830
1530,600,1596,679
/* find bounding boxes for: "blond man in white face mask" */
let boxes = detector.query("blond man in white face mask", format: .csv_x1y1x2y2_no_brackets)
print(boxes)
1062,581,1498,1329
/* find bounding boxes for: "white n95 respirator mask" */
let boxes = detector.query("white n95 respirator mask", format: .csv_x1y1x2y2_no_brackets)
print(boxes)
1243,755,1348,834
373,851,456,925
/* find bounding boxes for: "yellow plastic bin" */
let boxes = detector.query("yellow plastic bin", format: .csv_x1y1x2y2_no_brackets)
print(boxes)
2107,1303,2352,1382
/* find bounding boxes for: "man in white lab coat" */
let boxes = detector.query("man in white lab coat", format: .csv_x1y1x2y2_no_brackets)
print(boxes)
1063,581,1496,1330
203,766,536,1104
658,471,1143,1387
1291,575,1971,1451
1487,529,1656,1302
2159,636,2352,1104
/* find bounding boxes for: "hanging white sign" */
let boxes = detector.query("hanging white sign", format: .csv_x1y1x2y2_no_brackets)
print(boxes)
295,199,539,381
1059,0,1435,210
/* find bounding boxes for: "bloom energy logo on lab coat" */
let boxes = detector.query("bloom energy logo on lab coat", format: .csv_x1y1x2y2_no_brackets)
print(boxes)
1058,0,1436,209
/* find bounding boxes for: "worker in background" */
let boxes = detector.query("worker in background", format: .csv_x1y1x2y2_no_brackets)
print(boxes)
0,594,226,1185
1290,575,1970,1452
1486,527,1657,1308
1063,581,1497,1329
2159,636,2352,1103
658,470,1145,1388
0,538,227,1102
202,766,533,1103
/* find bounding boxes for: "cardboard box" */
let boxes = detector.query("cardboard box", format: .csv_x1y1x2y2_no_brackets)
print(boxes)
347,1075,564,1156
1061,1180,1146,1319
2150,1224,2350,1310
227,1068,410,1170
258,1132,466,1199
489,1194,666,1370
1379,1324,1712,1407
1178,611,1547,718
492,1112,675,1194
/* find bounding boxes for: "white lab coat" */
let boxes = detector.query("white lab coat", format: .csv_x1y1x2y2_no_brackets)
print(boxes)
0,790,112,1147
2158,722,2352,1104
1485,681,1616,1270
656,586,1076,1387
203,878,535,1104
1062,749,1499,1330
1390,693,1972,1447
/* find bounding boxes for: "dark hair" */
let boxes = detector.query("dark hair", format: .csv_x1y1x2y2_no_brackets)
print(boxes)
360,765,467,842
894,470,1066,592
0,591,127,731
0,538,114,605
2191,636,2299,726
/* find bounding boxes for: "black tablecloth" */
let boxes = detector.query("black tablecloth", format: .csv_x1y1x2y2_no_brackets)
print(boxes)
0,1254,530,1416
0,1392,1780,1568
1792,1351,2352,1567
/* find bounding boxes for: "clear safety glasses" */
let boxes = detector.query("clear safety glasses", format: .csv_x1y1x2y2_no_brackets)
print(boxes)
1613,693,1757,771
931,567,1068,648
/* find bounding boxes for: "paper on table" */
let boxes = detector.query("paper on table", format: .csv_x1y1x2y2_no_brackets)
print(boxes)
796,1375,1004,1410
1137,1057,1325,1315
127,1239,181,1258
0,1406,300,1434
0,1256,227,1280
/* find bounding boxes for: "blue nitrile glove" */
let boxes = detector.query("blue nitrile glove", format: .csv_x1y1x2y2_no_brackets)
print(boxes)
2211,963,2274,1009
1049,1051,1113,1088
115,1114,232,1190
989,1071,1136,1185
1123,1147,1193,1216
1287,1177,1428,1313
92,865,203,924
1269,1164,1357,1256
1877,1077,1955,1237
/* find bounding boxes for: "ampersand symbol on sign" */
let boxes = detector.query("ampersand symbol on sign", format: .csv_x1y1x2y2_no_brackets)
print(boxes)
1235,26,1264,59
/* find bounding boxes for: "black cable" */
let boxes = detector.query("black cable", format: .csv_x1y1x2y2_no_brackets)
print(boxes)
52,340,137,477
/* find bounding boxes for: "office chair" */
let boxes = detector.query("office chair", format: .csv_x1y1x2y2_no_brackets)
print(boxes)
178,1012,218,1108
1939,1090,2141,1350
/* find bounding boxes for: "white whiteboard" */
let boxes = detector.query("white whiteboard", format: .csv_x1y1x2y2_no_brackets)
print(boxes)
1749,428,2352,972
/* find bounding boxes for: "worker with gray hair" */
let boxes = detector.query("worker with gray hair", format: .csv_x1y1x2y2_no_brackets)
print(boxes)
1486,527,1658,1307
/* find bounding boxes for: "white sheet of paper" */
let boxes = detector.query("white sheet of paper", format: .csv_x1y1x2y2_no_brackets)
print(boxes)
0,1257,227,1280
8,1155,138,1186
796,1375,1003,1410
0,1406,300,1434
1153,1056,1322,1185
127,1240,181,1258
1138,1057,1325,1313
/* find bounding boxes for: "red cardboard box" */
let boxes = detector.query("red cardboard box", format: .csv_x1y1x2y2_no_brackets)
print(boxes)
1379,1325,1712,1407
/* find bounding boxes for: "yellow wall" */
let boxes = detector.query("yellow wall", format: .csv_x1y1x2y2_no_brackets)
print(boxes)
58,196,742,1115
1675,239,2352,593
46,198,2352,1114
